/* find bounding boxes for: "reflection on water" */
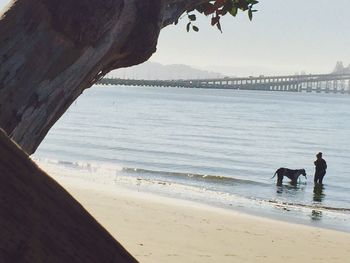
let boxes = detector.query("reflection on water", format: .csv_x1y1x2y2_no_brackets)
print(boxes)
311,210,323,221
275,183,326,221
311,184,325,221
275,183,305,195
313,184,325,202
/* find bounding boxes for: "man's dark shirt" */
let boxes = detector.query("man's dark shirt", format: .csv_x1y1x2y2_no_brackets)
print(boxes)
314,158,327,173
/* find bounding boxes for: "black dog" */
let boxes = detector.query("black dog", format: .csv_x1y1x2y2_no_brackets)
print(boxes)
272,168,307,186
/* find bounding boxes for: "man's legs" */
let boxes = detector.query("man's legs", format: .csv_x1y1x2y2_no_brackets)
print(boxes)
319,172,326,184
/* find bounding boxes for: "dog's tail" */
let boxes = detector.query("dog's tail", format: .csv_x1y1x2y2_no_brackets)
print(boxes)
271,171,277,179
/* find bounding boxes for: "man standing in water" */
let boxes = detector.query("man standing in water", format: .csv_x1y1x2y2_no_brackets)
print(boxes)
314,152,327,184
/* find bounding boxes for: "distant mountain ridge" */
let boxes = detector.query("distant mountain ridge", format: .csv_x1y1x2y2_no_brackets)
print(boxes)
106,61,226,80
106,61,341,80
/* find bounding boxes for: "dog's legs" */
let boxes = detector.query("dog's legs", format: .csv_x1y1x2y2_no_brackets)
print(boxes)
277,175,283,186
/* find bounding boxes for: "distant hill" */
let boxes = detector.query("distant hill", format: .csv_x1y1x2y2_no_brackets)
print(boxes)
106,61,341,80
106,61,226,80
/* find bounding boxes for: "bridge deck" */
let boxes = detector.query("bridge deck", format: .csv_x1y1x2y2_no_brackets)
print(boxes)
97,73,350,94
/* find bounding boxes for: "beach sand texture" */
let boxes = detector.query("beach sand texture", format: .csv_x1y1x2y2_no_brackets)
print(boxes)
62,177,350,263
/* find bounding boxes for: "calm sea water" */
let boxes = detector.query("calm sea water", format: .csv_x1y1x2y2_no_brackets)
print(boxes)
33,85,350,231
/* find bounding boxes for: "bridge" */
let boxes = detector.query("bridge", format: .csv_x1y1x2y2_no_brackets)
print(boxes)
98,73,350,94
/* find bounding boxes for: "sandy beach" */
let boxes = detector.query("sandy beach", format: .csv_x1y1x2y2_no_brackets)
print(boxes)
51,173,350,263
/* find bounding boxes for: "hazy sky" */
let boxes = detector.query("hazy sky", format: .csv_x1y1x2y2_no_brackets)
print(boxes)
1,0,350,76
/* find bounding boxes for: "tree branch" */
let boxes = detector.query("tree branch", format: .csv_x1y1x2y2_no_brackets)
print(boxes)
0,0,213,154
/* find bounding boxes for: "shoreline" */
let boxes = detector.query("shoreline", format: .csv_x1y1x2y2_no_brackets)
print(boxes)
46,168,350,263
37,160,350,233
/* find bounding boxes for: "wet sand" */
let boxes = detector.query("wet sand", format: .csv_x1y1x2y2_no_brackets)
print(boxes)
56,175,350,263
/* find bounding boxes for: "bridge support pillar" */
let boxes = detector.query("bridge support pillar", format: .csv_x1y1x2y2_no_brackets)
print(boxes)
316,82,321,93
306,82,312,92
333,80,338,93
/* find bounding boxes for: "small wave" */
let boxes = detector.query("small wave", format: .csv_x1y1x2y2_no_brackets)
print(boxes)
33,157,123,174
122,167,267,186
266,199,350,213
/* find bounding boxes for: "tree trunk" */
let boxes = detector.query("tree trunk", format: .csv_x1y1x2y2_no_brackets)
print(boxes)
0,129,137,262
0,0,209,261
0,0,206,154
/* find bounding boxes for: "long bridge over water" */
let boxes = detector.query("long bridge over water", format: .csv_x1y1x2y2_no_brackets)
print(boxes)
98,73,350,94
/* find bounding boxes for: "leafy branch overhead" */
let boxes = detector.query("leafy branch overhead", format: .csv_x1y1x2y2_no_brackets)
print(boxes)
182,0,259,32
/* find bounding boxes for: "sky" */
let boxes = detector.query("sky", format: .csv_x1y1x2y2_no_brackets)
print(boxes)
1,0,350,76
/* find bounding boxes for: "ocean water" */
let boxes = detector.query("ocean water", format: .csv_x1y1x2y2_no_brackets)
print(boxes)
33,85,350,232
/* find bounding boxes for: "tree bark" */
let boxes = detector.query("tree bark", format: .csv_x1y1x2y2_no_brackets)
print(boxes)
0,1,210,261
0,0,207,154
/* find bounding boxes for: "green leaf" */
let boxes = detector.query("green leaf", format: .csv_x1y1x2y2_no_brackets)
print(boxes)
248,9,253,21
186,22,191,32
188,14,196,21
229,6,238,17
216,21,222,33
186,0,259,32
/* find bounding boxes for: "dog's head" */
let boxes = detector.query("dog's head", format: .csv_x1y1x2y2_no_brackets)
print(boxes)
300,169,307,178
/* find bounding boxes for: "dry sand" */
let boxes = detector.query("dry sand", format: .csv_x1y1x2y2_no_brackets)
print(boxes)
54,175,350,263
